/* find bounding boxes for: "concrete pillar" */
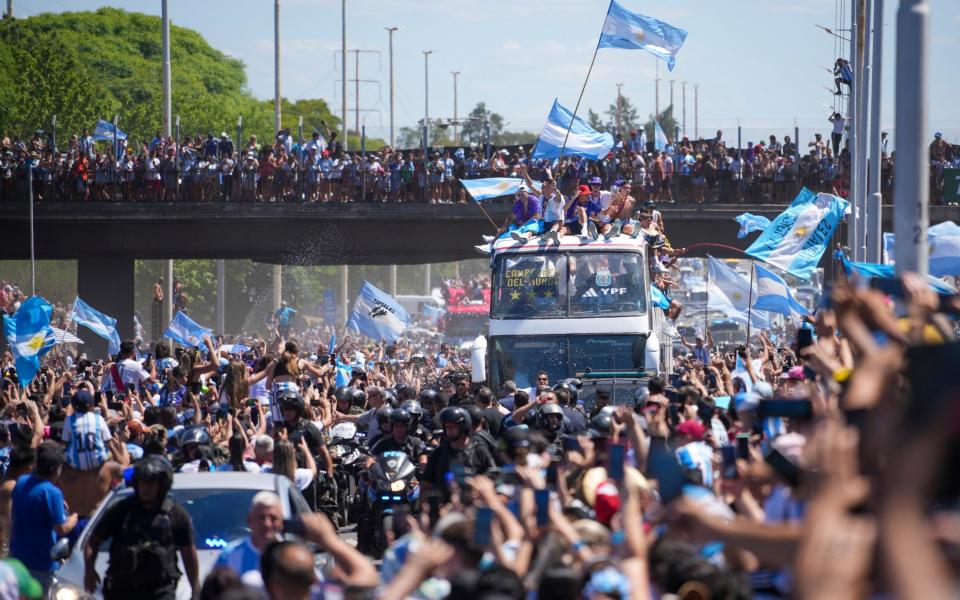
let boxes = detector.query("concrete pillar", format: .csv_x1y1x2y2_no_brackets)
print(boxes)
272,264,282,312
390,265,398,296
424,263,431,295
77,258,135,358
216,259,226,334
340,265,349,328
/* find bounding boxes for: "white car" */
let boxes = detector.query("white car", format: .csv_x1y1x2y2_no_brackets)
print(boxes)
48,472,313,600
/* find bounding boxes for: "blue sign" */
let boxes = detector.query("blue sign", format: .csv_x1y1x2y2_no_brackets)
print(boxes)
323,290,336,325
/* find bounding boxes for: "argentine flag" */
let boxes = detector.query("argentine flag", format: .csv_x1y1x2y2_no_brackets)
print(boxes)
71,297,121,356
653,122,669,152
346,281,410,343
707,258,769,329
735,213,771,239
461,178,540,202
92,119,127,142
531,99,614,161
840,255,956,295
164,311,212,348
745,188,849,279
2,296,54,387
598,0,688,71
881,221,960,276
650,284,671,310
752,265,809,323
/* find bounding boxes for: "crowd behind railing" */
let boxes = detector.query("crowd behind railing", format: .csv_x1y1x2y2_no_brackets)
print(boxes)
2,125,958,205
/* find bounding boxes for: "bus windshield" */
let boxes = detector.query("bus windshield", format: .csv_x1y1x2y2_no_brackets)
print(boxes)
492,252,645,318
490,334,647,390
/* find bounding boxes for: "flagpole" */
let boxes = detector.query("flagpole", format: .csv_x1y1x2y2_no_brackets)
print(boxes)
473,200,501,230
703,256,710,342
745,260,755,345
557,1,610,161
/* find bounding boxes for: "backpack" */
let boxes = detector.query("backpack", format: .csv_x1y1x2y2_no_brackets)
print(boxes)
112,498,181,588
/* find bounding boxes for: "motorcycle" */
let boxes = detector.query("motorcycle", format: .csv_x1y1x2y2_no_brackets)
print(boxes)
325,421,367,527
363,450,420,556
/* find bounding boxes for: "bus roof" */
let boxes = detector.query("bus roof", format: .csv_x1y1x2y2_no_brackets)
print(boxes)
490,234,647,259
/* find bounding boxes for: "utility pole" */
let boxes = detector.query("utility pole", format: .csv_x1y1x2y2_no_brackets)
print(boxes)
669,79,675,113
386,27,398,148
452,71,461,145
893,0,929,275
423,51,433,143
654,61,661,117
341,0,348,151
354,49,360,136
615,83,623,135
682,81,687,137
849,0,860,260
273,0,283,312
694,84,700,139
866,0,884,262
5,1,11,20
161,0,173,333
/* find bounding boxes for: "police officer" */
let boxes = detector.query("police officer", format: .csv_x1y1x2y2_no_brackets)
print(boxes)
399,399,431,443
369,409,427,467
84,456,198,600
421,407,495,502
276,390,332,479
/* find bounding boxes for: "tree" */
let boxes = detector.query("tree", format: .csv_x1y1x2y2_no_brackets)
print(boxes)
605,94,640,135
643,105,680,147
459,102,504,145
586,109,607,133
396,125,452,149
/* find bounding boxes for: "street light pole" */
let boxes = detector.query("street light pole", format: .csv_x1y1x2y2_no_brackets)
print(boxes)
893,0,929,275
669,80,675,112
161,0,171,137
423,51,433,143
615,82,623,136
341,0,348,151
452,71,461,145
654,61,660,117
386,27,397,148
694,84,699,139
274,0,281,134
682,81,687,137
866,0,884,262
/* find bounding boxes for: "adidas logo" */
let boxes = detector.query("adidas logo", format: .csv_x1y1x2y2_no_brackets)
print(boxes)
582,288,599,298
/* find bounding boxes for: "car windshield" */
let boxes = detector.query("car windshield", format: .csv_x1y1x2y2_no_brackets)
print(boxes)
568,253,646,316
95,488,262,550
492,254,565,318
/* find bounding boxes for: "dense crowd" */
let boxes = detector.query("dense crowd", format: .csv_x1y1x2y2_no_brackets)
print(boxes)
2,122,958,205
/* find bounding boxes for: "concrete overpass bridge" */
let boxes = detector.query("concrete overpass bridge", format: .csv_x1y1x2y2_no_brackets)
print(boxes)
1,199,957,343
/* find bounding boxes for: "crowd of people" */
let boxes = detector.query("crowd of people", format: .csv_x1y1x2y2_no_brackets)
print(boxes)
2,122,958,205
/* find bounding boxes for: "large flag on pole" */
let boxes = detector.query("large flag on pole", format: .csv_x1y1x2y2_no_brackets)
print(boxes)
745,188,849,279
70,297,121,355
2,296,54,387
346,281,411,342
707,258,769,329
840,255,956,295
653,122,669,151
881,221,960,276
531,99,615,161
752,265,810,323
163,311,212,347
598,0,689,71
734,213,772,239
461,178,541,202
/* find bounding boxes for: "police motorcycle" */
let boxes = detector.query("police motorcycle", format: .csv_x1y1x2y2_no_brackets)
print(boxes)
356,408,422,557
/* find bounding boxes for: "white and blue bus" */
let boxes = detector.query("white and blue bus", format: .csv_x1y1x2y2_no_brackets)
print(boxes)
486,235,672,408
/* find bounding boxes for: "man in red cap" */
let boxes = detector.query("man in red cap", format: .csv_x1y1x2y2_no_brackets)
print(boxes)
561,185,602,238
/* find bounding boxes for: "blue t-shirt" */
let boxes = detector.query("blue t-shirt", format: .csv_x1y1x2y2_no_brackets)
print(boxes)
274,307,297,325
9,475,67,572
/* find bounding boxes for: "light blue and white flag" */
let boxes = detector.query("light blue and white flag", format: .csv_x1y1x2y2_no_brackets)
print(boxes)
460,178,540,202
745,188,849,279
346,281,411,343
653,121,669,152
707,258,769,329
70,297,121,356
2,296,54,387
735,213,772,239
880,221,960,276
752,265,810,323
840,255,956,295
598,0,689,71
650,284,671,310
92,119,127,142
531,99,614,161
163,311,212,347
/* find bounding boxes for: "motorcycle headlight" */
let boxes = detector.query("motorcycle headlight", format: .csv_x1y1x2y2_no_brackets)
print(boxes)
389,480,405,492
50,581,84,600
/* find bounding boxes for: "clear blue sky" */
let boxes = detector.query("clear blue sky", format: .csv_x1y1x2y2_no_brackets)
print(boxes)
18,0,960,146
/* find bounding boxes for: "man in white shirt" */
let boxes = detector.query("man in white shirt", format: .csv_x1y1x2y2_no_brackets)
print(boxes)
102,340,156,396
215,492,283,588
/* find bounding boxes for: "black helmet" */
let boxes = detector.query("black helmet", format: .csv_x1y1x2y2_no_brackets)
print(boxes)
537,403,564,432
463,405,484,429
180,425,210,447
334,386,350,403
552,381,579,404
375,406,393,423
348,387,367,407
588,412,614,439
633,386,650,406
132,455,174,498
277,389,305,416
389,408,412,425
438,406,471,436
498,427,532,460
382,388,398,407
419,389,439,405
400,400,423,419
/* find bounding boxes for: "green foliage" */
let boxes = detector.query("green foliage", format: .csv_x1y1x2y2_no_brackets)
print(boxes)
0,8,341,147
605,95,640,135
644,105,680,145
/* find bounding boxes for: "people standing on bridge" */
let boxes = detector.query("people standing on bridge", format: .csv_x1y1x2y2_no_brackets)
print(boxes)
273,302,297,339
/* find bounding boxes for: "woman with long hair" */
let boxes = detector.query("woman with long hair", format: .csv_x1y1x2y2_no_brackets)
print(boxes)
220,359,250,409
268,438,316,491
262,341,330,423
222,432,260,473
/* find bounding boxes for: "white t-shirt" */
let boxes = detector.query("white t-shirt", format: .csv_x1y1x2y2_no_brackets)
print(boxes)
102,359,150,394
542,192,566,223
261,466,314,490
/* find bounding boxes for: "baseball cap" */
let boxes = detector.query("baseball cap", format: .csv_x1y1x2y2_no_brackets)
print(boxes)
578,185,591,196
127,419,147,435
935,132,942,138
589,176,602,185
71,390,94,406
